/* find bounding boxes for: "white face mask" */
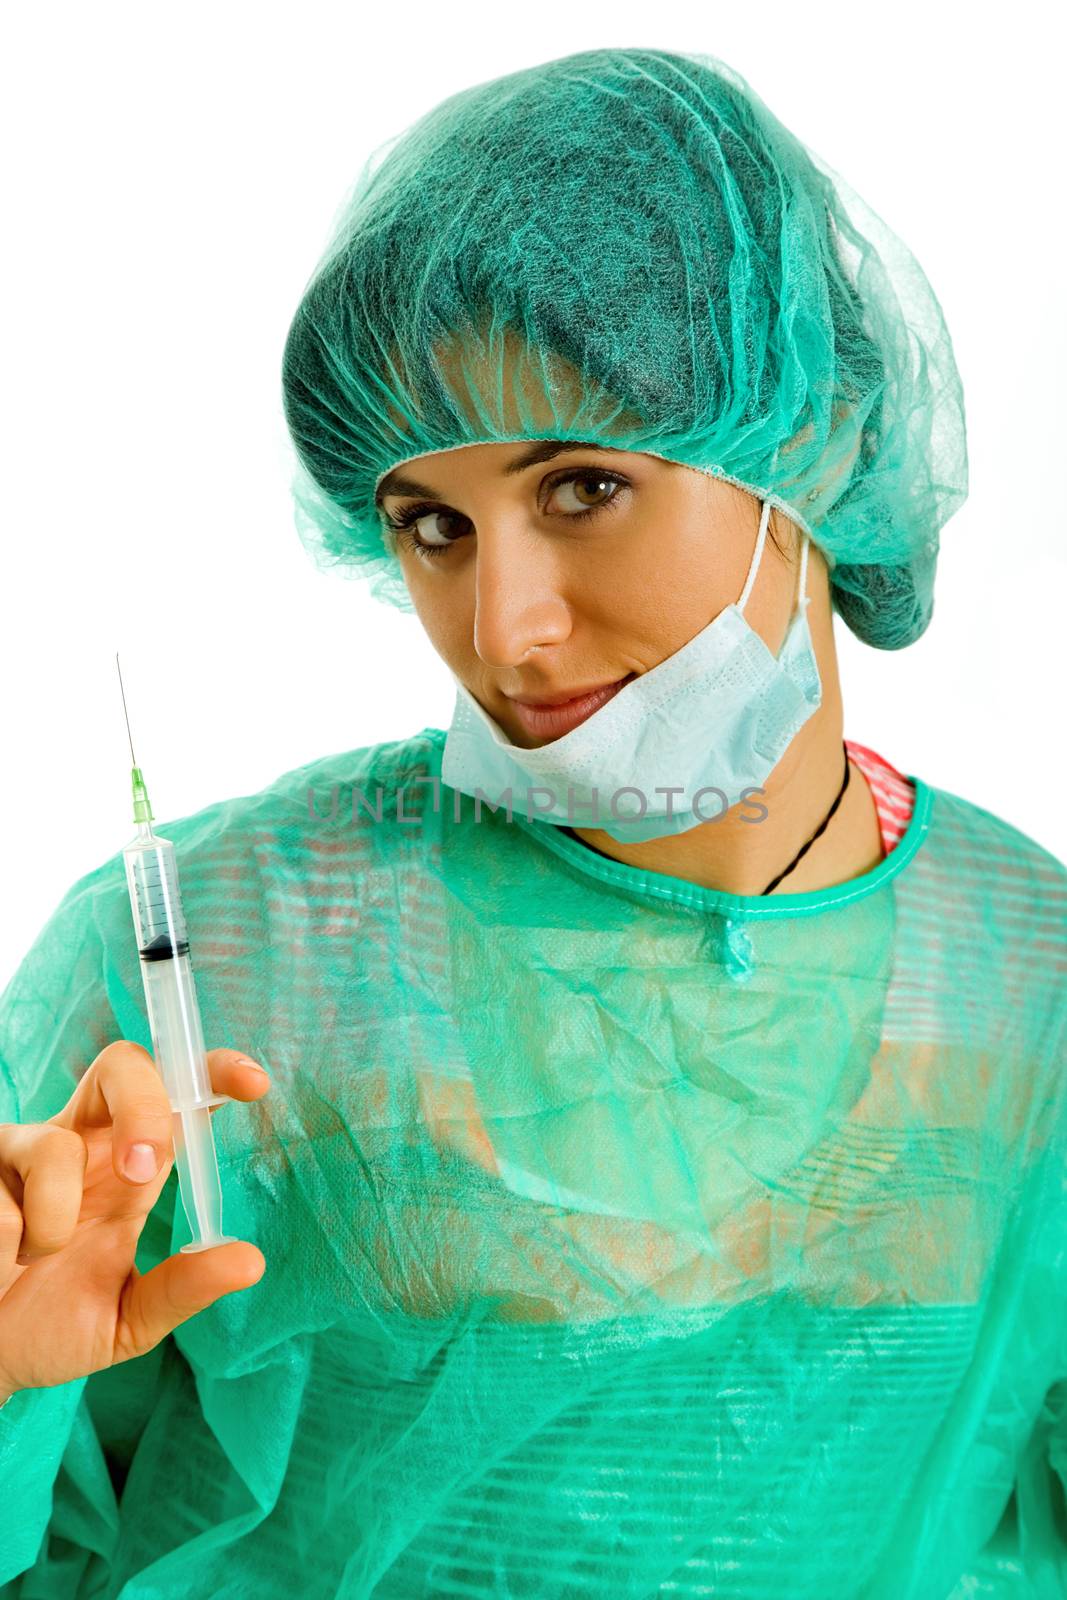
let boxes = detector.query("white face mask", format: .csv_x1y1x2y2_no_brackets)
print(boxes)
440,497,822,843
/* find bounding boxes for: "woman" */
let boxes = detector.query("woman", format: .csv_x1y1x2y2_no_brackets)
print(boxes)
1,46,1064,1600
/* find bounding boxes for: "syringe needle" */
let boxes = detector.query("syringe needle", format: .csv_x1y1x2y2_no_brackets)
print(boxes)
116,653,154,825
115,651,137,767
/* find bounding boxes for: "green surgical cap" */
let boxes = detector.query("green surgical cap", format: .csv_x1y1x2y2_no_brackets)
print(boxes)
280,46,968,650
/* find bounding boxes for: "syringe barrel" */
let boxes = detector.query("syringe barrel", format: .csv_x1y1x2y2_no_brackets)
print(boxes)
121,827,236,1251
173,1102,226,1248
122,834,212,1107
123,833,188,958
138,948,213,1106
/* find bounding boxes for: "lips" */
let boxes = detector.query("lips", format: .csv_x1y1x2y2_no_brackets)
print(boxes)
505,674,636,740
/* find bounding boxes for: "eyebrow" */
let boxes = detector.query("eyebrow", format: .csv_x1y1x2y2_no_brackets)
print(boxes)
374,440,619,509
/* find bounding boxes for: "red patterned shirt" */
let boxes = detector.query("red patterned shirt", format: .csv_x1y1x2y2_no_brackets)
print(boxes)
844,739,916,855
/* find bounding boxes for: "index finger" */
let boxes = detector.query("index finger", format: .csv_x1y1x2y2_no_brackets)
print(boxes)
52,1040,174,1183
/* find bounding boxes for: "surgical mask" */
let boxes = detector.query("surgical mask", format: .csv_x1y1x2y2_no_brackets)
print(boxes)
440,497,822,843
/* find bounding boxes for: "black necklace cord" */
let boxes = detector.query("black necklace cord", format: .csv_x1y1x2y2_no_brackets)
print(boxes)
761,741,851,896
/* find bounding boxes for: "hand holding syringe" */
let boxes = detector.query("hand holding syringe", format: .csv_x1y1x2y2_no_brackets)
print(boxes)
0,658,267,1407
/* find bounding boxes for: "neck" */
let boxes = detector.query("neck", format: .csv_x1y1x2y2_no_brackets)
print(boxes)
562,616,885,899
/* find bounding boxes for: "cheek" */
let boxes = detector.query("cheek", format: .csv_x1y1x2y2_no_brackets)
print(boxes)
404,569,475,667
602,527,730,647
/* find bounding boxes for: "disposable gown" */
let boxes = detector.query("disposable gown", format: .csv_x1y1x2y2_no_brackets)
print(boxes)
0,727,1065,1599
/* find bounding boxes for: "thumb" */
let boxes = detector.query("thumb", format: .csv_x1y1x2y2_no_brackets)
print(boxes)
117,1242,266,1359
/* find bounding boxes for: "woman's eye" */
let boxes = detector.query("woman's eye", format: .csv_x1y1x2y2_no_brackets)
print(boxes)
387,507,468,560
547,472,625,516
406,510,462,547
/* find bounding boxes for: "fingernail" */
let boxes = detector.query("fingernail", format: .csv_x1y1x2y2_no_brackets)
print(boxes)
123,1142,159,1181
235,1057,269,1076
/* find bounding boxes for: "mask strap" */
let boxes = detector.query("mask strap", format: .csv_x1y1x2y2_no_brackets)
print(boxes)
737,499,773,615
738,501,811,621
796,531,811,613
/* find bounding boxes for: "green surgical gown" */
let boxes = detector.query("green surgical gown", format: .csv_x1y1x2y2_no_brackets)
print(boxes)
1,727,1064,1598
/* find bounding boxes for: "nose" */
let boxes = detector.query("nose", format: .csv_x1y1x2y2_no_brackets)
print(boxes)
471,521,573,667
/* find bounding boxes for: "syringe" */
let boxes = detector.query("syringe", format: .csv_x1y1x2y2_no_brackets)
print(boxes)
115,654,239,1253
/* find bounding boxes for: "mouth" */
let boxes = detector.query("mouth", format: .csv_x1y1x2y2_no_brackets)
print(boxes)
504,674,637,739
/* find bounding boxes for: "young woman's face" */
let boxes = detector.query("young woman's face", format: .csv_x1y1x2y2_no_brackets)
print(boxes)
377,441,827,749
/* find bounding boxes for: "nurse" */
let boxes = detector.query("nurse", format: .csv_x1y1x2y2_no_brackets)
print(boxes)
1,44,1064,1600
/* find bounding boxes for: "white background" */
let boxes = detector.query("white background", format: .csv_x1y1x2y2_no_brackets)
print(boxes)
1,1,1063,989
